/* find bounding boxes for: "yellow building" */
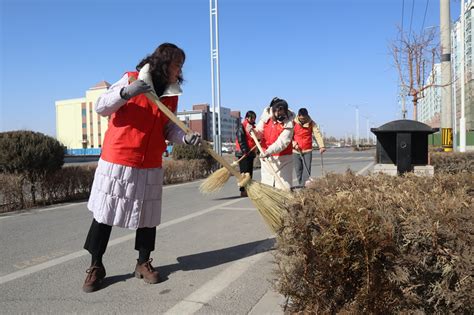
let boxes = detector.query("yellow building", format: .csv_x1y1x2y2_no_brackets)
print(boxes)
55,81,110,151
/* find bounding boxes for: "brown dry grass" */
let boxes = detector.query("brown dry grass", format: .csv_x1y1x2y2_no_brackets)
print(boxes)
276,171,473,314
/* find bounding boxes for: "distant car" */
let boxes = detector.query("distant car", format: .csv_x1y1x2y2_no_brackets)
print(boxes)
222,147,233,154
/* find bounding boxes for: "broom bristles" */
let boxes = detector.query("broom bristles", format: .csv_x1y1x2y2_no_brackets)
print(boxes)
199,167,232,194
245,181,293,233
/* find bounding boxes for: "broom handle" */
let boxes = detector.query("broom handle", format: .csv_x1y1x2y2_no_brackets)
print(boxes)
248,129,286,189
235,145,257,163
138,89,243,180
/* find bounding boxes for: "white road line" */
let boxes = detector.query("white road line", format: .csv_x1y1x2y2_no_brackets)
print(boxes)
219,207,256,211
164,239,272,315
356,161,375,175
0,180,201,221
0,198,242,285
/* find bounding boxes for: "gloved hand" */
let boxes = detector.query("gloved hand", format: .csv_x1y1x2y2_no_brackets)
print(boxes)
184,132,201,146
120,80,153,100
245,123,254,134
259,150,271,159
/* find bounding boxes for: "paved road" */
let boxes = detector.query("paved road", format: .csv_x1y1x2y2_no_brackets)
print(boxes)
0,148,374,314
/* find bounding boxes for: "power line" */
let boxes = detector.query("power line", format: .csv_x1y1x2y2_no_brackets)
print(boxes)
409,0,415,35
421,0,430,33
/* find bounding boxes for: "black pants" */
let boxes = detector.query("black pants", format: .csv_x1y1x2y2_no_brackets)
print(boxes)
84,219,156,258
237,155,255,192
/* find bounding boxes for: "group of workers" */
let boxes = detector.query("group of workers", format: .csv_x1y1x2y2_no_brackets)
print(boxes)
235,97,325,195
80,42,325,293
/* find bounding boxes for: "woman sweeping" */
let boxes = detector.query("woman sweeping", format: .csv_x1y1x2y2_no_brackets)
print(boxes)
253,97,295,191
82,43,201,293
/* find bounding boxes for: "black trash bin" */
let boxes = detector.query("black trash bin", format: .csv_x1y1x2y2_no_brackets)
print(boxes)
371,120,438,174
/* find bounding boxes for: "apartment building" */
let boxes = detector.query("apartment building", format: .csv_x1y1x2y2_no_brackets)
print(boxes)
55,81,110,152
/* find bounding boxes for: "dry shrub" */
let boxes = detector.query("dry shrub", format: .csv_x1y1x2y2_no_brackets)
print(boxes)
163,159,212,184
276,171,473,314
0,173,28,212
39,166,95,203
431,151,474,174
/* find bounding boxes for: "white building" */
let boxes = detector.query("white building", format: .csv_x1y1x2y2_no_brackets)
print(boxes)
418,64,441,127
452,1,474,131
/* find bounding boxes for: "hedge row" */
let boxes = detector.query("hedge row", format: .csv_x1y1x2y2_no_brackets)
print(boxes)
431,151,474,174
0,159,213,213
276,171,473,313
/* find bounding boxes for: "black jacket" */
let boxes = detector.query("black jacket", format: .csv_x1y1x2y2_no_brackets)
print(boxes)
235,123,255,158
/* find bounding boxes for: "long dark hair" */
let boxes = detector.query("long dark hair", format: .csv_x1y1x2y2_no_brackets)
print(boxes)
136,43,186,96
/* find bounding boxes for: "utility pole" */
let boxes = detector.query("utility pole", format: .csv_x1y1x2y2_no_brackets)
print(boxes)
365,116,370,145
459,0,467,152
356,106,360,147
440,0,453,152
209,0,222,155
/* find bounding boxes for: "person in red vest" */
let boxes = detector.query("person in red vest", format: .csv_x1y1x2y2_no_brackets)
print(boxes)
254,97,295,191
235,111,257,197
82,43,201,293
293,107,326,186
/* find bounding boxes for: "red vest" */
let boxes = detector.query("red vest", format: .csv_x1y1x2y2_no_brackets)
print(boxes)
293,122,314,151
101,72,178,168
235,120,257,152
261,119,292,156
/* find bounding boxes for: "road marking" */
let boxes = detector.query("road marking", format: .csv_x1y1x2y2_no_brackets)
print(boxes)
164,238,273,315
357,161,375,175
220,207,256,211
0,198,242,285
0,180,202,220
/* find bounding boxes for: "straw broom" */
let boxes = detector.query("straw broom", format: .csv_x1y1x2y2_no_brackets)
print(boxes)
199,145,256,194
132,74,292,232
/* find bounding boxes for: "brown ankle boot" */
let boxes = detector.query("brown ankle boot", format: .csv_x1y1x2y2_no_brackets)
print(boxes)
82,265,106,293
135,258,160,284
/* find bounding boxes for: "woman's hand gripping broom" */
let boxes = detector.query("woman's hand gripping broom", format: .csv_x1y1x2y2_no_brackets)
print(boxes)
199,145,257,194
248,129,288,191
133,68,291,232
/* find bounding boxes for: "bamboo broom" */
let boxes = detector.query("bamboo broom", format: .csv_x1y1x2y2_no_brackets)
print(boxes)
132,70,292,232
199,145,256,194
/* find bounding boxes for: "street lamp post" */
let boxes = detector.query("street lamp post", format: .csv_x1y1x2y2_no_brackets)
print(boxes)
209,0,222,155
348,105,360,147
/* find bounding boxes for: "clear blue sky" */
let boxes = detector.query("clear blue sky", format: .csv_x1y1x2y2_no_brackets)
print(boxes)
0,0,461,138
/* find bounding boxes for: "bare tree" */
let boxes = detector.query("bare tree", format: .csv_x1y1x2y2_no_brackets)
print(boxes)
390,27,439,120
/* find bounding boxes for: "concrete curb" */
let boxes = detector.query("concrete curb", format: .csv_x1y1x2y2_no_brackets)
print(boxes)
249,289,286,314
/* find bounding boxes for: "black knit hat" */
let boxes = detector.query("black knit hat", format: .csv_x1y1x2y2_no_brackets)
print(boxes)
269,97,288,113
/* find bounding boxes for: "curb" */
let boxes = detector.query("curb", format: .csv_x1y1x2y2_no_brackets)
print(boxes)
249,289,286,314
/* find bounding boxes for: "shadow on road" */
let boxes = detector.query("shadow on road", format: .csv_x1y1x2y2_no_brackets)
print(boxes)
158,238,275,282
101,272,134,289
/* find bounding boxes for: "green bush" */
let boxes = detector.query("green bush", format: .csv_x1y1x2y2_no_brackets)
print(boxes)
276,171,473,314
0,131,65,206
